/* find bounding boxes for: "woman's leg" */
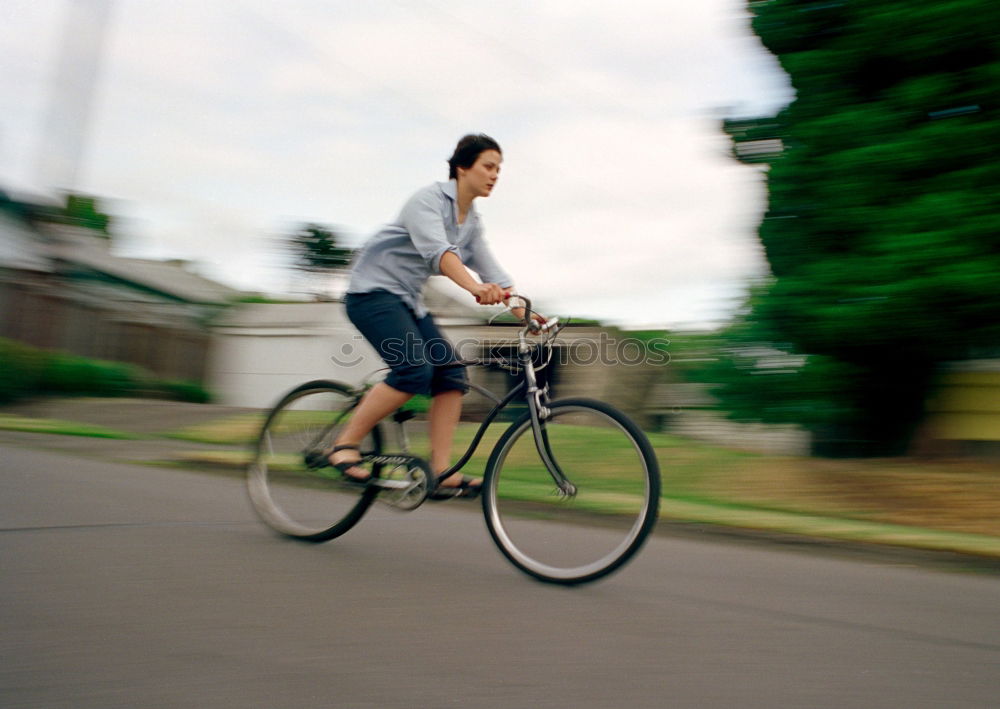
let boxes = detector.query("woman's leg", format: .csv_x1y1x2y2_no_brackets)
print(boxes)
428,390,482,489
330,382,411,479
417,309,480,489
333,291,433,478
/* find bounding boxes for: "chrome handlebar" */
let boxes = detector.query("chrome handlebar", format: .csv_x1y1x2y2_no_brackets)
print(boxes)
484,293,566,350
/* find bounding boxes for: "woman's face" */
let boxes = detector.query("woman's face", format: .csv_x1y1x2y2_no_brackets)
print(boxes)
458,149,502,198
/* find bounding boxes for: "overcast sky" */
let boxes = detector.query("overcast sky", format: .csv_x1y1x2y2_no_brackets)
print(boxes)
1,0,792,329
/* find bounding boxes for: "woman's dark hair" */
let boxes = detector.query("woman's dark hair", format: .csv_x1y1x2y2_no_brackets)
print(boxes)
447,133,501,180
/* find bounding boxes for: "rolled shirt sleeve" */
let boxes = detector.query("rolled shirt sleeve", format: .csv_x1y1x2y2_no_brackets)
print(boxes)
399,188,459,274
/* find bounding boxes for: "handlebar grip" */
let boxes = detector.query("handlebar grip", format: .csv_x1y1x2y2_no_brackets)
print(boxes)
475,291,512,304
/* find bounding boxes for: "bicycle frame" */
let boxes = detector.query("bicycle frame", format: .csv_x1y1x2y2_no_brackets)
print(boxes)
414,296,577,496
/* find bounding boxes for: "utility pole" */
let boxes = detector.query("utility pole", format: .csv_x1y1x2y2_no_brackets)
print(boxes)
35,0,115,194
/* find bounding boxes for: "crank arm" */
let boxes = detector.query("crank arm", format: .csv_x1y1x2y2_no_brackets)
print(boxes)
371,478,417,490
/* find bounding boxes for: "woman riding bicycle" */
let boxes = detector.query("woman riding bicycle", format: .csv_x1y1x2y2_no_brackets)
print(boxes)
330,133,542,497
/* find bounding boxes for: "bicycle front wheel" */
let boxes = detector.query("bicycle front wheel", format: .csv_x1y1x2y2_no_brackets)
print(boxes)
483,398,660,585
247,380,382,542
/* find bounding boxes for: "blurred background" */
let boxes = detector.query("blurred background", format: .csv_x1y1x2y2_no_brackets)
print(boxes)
1,0,998,465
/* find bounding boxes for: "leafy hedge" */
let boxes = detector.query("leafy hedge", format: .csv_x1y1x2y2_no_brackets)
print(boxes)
0,338,211,404
41,352,141,396
0,339,42,403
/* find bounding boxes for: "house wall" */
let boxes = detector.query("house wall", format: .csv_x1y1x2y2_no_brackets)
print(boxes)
209,329,380,408
0,276,211,382
207,303,383,408
921,363,1000,455
206,309,661,426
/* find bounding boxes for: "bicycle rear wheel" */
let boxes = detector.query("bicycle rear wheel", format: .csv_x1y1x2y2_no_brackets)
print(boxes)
247,380,381,542
483,398,660,585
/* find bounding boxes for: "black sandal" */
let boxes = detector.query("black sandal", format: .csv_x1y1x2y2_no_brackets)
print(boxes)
329,444,372,485
429,475,483,500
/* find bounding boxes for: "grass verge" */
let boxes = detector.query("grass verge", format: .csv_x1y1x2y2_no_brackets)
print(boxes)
161,413,265,444
0,414,138,439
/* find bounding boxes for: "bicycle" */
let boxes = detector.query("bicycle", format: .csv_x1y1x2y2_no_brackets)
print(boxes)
246,295,661,585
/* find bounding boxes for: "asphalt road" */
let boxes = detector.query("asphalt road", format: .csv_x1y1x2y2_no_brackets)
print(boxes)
2,445,998,709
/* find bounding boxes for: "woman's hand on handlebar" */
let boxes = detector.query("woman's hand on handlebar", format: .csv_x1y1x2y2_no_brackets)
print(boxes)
474,288,548,332
472,283,508,305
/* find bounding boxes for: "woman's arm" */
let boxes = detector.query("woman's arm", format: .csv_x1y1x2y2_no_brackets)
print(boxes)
440,252,544,323
439,251,507,304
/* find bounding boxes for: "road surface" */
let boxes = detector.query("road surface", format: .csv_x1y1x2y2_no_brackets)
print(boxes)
1,445,998,708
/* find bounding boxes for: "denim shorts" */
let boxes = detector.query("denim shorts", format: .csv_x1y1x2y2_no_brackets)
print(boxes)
344,290,468,396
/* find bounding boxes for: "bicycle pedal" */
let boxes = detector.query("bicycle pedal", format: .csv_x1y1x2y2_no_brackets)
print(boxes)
303,450,329,469
371,456,432,511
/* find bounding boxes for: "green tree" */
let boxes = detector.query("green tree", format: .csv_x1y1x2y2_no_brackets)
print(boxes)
720,0,1000,456
22,192,113,236
288,223,353,299
62,194,112,235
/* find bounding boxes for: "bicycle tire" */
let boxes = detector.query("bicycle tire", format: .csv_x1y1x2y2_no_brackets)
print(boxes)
482,398,660,585
247,380,382,542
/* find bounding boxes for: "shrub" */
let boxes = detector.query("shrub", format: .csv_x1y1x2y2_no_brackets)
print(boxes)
0,337,212,403
40,353,143,397
155,379,213,404
0,338,43,403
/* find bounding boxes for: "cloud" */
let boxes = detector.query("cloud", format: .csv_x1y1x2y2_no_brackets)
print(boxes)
1,0,790,327
482,114,770,321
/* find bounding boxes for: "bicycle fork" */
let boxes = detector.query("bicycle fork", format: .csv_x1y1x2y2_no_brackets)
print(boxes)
523,356,577,498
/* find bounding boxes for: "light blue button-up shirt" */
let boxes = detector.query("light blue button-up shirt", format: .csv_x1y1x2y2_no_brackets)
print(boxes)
347,180,514,318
